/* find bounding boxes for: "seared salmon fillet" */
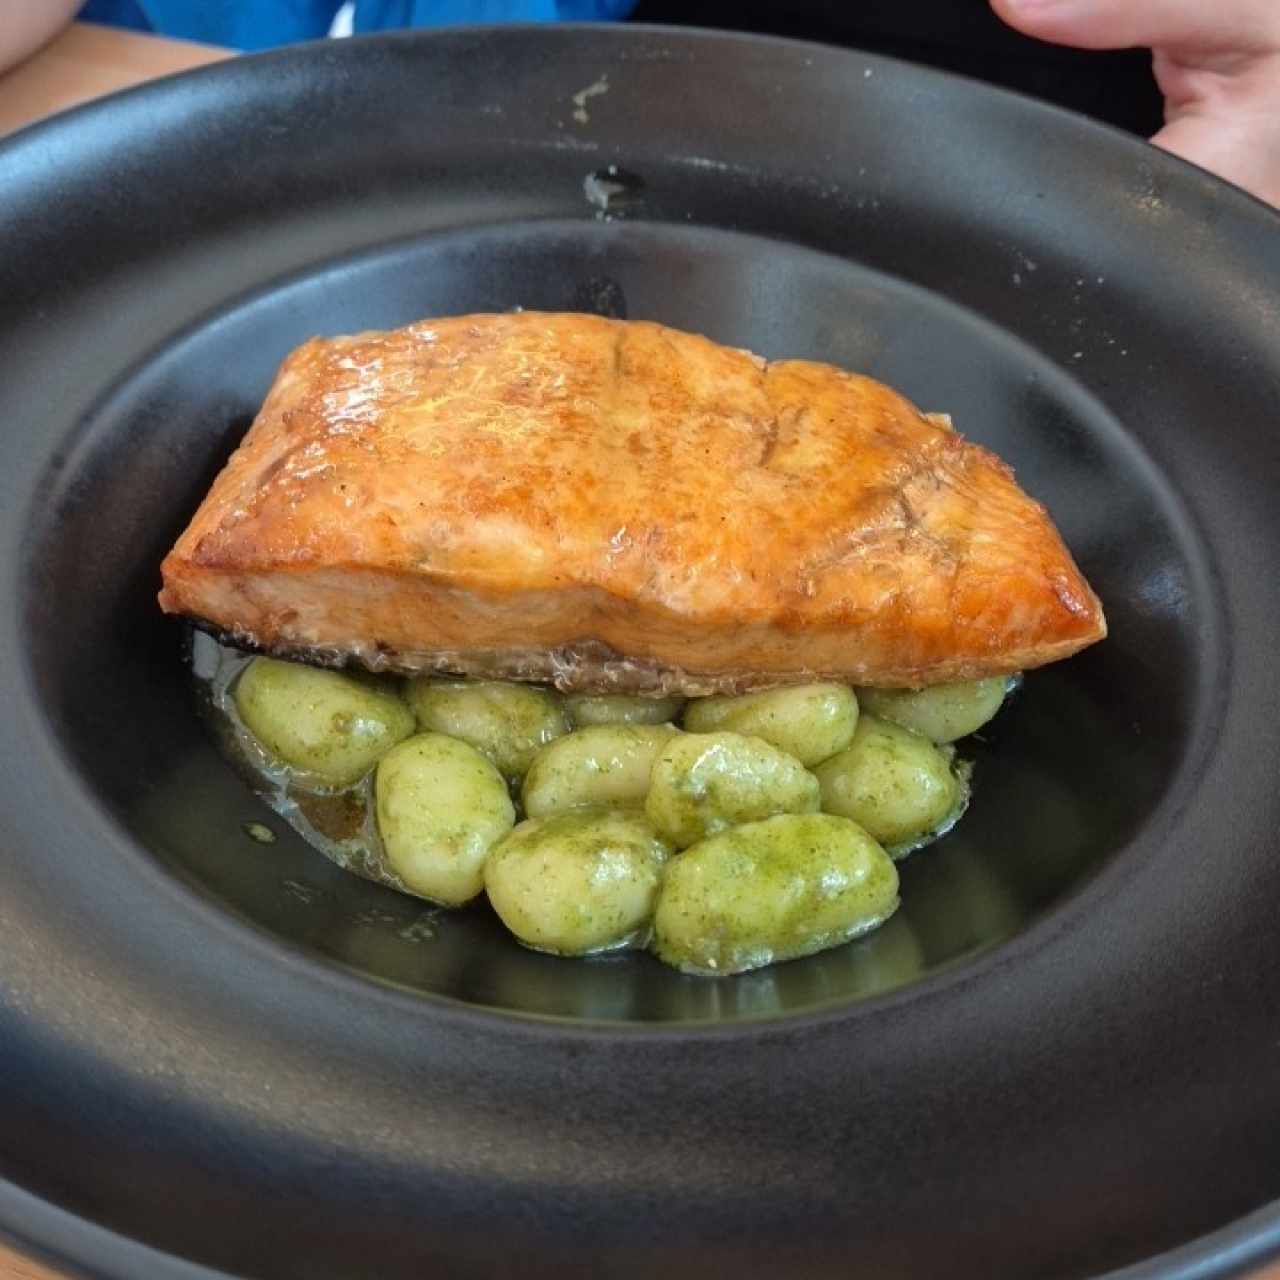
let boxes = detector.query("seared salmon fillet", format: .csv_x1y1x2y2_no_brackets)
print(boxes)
159,312,1105,694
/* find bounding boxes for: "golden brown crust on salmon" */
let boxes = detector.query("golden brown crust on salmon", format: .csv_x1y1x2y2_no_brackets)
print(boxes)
159,312,1105,693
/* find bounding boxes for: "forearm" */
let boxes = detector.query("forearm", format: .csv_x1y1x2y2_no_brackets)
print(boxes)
0,0,83,75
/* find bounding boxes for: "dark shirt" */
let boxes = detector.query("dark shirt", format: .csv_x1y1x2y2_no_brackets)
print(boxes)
628,0,1163,136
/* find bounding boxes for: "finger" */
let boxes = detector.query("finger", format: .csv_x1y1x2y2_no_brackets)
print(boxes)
1154,113,1280,206
989,0,1280,55
1151,52,1280,207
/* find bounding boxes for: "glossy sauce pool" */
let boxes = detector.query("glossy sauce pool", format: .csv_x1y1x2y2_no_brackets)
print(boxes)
193,631,400,889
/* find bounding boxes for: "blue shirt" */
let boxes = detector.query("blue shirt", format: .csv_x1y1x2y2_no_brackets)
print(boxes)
78,0,636,50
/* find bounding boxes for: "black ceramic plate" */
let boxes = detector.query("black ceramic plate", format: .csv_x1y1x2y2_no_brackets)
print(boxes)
1,24,1279,1280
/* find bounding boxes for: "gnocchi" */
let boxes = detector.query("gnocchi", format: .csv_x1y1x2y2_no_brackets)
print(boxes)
207,642,997,979
375,733,516,905
485,808,670,955
406,679,567,779
234,657,414,787
856,677,1012,744
645,731,819,848
652,813,900,976
682,683,858,766
813,714,964,854
565,693,685,728
521,723,678,818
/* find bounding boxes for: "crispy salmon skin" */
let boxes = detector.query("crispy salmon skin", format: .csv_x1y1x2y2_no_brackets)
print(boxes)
159,312,1105,694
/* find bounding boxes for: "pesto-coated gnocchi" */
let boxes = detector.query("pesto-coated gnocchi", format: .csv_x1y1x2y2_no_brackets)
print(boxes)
521,723,678,818
485,808,670,955
682,683,858,766
375,733,516,905
856,676,1013,744
813,714,964,855
645,731,820,849
234,657,414,787
209,639,998,980
565,693,686,728
652,813,899,975
406,679,568,779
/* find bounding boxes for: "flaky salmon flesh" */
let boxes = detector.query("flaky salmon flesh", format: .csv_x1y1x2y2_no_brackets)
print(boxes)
158,312,1105,696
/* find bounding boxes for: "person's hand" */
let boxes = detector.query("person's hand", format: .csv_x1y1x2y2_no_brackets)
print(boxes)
990,0,1280,207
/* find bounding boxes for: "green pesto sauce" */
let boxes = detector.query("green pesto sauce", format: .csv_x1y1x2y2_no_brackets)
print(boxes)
194,635,992,978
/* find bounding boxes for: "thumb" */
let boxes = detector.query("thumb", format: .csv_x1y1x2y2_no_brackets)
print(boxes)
989,0,1280,54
